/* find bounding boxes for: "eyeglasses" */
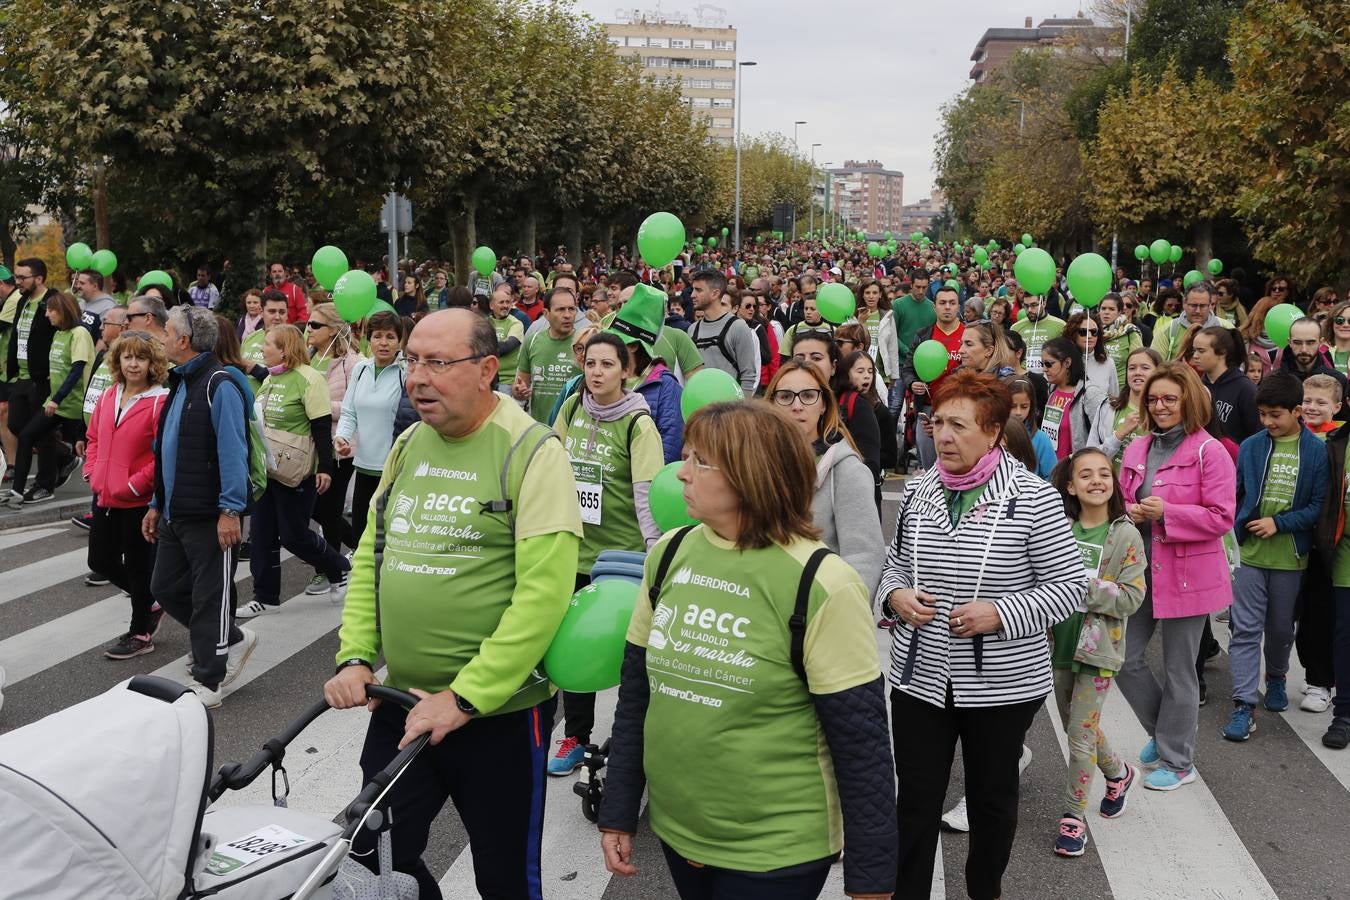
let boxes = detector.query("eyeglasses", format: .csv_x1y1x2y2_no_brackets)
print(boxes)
403,353,485,374
1146,395,1181,408
1335,317,1350,326
1271,286,1288,293
127,311,151,321
771,388,823,407
14,274,34,282
681,449,720,473
571,342,587,353
1077,328,1099,336
306,321,329,330
1040,357,1061,369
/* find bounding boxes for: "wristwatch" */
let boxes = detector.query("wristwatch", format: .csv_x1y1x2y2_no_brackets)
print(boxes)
219,508,240,518
335,658,372,675
455,693,478,716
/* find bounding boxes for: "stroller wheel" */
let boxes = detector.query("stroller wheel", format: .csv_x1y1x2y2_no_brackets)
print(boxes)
581,793,601,823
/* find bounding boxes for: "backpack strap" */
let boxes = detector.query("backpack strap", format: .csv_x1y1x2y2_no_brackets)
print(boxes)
625,409,651,449
497,421,556,536
691,316,739,369
791,548,834,686
371,422,423,632
647,525,695,609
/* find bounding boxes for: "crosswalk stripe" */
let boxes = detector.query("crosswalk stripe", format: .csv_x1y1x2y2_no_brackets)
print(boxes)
0,526,62,551
0,548,88,605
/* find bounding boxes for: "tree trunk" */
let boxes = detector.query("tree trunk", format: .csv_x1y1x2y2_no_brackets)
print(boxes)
1193,220,1214,272
446,206,460,284
0,224,15,270
602,223,615,260
520,206,537,260
453,193,478,289
567,217,583,268
93,162,110,251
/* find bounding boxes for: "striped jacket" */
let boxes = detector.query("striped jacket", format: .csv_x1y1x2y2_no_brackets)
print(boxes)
878,452,1086,708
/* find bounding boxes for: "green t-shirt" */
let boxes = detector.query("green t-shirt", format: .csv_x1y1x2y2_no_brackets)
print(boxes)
942,482,989,527
356,399,582,710
857,309,884,358
1240,435,1305,571
491,314,525,382
1012,315,1067,376
891,296,936,366
258,366,329,475
554,397,663,571
782,321,835,356
0,291,21,384
1332,348,1350,371
1111,405,1143,466
1334,450,1350,587
1052,520,1112,673
626,526,880,872
241,329,268,370
47,327,95,419
519,329,579,423
653,326,704,382
82,356,115,425
13,298,39,382
1104,329,1143,386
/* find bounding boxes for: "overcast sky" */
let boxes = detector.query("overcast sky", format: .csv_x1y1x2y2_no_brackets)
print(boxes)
573,0,1089,202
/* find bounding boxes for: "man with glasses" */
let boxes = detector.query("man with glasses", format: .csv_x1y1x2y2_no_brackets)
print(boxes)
1011,292,1065,376
514,287,579,422
736,288,777,393
3,258,65,495
1151,284,1230,360
324,308,580,898
126,294,169,342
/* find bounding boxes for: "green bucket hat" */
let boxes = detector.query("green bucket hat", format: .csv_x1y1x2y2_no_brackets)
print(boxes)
0,265,11,283
608,282,664,357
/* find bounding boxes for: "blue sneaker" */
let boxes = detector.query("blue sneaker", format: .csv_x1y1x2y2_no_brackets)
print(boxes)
1099,764,1136,819
1054,815,1088,857
1222,703,1256,742
547,737,585,776
1139,738,1160,766
1143,766,1197,791
1263,678,1288,712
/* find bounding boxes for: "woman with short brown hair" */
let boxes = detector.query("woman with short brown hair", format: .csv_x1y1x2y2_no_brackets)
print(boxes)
600,401,897,899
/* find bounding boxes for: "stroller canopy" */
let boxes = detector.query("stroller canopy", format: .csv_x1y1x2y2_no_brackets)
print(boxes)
0,677,210,899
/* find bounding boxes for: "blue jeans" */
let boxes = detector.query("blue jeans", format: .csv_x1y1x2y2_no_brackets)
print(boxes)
248,476,349,605
1228,565,1304,706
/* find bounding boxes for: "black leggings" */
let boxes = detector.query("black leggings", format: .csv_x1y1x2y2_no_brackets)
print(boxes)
350,470,382,548
560,573,595,742
311,457,355,571
12,406,79,494
88,505,156,635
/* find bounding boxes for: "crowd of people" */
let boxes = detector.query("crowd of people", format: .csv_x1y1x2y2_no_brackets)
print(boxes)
0,233,1346,899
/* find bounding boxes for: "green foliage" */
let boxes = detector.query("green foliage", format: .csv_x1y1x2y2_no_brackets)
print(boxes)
1127,0,1248,86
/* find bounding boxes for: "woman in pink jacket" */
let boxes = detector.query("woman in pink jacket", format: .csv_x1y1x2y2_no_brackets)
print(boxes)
1117,361,1235,791
83,332,170,660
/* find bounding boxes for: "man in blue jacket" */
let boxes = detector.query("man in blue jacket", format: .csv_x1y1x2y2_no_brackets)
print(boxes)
142,306,258,708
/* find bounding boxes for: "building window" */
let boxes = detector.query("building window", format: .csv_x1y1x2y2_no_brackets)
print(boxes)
645,56,670,68
628,36,648,47
712,98,733,109
692,39,712,49
687,78,713,89
691,97,711,108
712,40,735,50
608,37,623,46
670,38,690,48
712,58,732,68
648,37,669,48
713,79,733,90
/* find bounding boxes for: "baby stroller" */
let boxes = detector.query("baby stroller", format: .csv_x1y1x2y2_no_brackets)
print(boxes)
0,674,427,899
572,548,646,823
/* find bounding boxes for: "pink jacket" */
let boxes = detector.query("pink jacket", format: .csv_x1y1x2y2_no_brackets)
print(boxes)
1119,429,1235,618
325,350,362,457
83,385,168,509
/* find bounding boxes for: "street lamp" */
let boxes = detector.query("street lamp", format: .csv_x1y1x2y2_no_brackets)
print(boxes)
791,122,806,238
809,143,822,236
793,120,806,149
733,60,757,252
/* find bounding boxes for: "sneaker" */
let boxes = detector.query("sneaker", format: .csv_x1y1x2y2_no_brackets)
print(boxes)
1222,703,1256,742
1099,764,1136,819
56,456,83,489
71,512,93,531
1198,679,1208,707
188,680,222,709
1019,744,1033,776
1214,607,1230,623
304,574,330,595
1301,686,1332,713
1263,678,1289,712
148,605,165,638
1143,766,1196,791
221,626,257,688
235,599,274,621
1323,716,1350,750
1054,815,1088,857
1202,637,1222,664
1,465,13,484
104,633,155,660
1139,738,1160,767
0,663,6,714
941,797,970,832
2,489,23,509
328,568,350,600
84,572,111,587
547,737,586,776
877,617,896,629
22,487,54,504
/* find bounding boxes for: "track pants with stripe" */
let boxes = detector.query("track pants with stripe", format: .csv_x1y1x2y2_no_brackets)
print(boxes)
357,694,557,899
150,515,243,689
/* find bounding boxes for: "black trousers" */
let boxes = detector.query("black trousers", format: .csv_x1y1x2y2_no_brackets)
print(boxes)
1297,557,1336,689
150,516,243,689
891,687,1041,900
660,841,833,900
311,457,355,571
356,695,556,900
350,470,381,548
88,505,156,635
249,476,349,605
560,573,595,743
9,380,75,493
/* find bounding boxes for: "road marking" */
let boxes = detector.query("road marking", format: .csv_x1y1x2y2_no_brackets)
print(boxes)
0,527,62,551
0,549,89,606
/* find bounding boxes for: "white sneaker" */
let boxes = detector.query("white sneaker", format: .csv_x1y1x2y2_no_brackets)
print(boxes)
941,797,969,832
1301,686,1332,713
0,663,7,714
1019,744,1034,776
235,600,273,621
328,569,350,602
188,680,222,709
221,627,257,689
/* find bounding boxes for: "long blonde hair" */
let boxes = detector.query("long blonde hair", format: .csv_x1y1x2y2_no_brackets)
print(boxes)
309,302,356,358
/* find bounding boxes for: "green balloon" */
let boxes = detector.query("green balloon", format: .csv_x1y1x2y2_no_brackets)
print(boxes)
944,279,960,290
1017,307,1027,320
1021,233,1033,246
912,339,952,383
695,235,703,245
543,580,639,692
884,231,892,240
1207,258,1224,276
638,212,686,268
721,227,730,237
91,249,118,277
1264,303,1301,349
311,245,348,291
1149,239,1171,265
1013,243,1026,256
707,236,718,249
650,461,698,531
1014,247,1056,296
333,269,377,322
680,368,741,421
817,282,855,325
867,241,882,258
1065,252,1112,308
369,299,397,317
988,240,1000,251
1134,244,1149,262
66,242,93,271
137,270,173,293
973,246,989,264
1169,244,1183,264
1183,269,1205,290
911,232,923,241
471,246,497,278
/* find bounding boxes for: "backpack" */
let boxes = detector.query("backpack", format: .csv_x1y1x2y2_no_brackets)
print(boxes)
559,394,652,451
370,419,558,632
690,315,739,370
206,369,268,509
646,526,834,686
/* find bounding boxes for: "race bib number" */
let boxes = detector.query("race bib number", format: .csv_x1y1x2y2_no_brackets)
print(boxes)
572,459,602,526
205,824,312,876
1040,403,1065,444
15,337,26,361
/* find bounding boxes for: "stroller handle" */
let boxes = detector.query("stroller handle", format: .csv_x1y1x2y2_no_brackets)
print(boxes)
208,684,423,801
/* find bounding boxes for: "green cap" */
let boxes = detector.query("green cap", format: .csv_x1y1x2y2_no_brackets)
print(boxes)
608,283,664,358
0,265,11,282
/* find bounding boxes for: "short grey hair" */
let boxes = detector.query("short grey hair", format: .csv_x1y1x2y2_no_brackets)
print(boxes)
168,305,219,352
129,294,168,326
1186,282,1214,302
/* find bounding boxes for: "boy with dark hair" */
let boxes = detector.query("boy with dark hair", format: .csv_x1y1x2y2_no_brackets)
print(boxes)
1224,372,1329,741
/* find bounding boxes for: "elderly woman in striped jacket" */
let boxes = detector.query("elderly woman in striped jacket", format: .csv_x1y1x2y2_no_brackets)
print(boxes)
878,370,1087,900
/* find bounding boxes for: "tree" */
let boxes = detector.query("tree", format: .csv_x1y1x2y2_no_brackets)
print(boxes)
1228,0,1350,285
1124,0,1248,86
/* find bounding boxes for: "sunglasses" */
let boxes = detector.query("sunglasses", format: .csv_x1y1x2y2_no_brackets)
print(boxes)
1078,327,1099,336
1335,317,1350,326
